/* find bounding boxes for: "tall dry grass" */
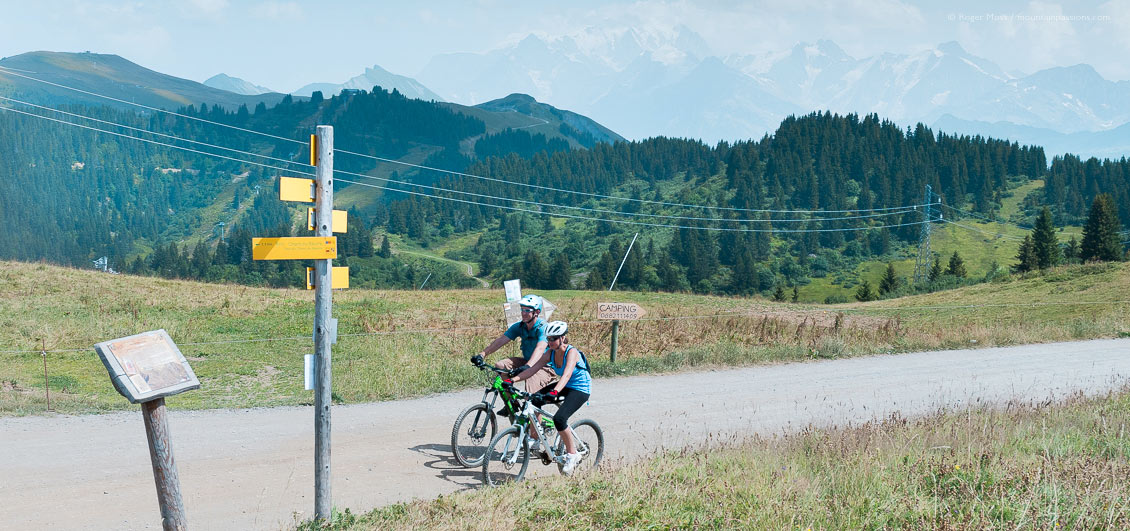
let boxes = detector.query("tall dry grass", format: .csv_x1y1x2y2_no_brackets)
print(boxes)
306,388,1130,530
2,261,1129,415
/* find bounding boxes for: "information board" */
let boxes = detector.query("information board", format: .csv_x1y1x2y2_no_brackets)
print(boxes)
94,330,200,404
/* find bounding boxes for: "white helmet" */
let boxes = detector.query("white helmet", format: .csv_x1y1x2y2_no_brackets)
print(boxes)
544,320,568,337
519,294,543,311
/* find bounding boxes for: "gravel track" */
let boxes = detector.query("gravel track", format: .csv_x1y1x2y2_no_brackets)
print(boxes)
2,338,1128,530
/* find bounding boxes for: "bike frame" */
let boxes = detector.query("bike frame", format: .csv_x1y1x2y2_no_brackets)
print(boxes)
501,394,586,467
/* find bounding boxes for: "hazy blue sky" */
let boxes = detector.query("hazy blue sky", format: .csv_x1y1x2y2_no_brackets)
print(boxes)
2,0,1125,92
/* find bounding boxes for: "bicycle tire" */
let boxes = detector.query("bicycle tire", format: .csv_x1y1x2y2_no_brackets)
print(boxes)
451,402,498,468
556,419,604,475
483,426,530,486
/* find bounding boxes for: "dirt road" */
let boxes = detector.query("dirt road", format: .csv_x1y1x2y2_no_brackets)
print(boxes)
2,338,1128,530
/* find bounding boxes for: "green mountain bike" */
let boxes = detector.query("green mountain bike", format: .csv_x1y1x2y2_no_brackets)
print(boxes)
482,384,604,486
450,357,523,467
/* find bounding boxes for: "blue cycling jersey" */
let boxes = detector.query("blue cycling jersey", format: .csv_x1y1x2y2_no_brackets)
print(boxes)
549,345,591,394
503,318,547,361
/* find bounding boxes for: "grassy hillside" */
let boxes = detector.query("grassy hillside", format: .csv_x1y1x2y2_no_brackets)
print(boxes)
1,260,1128,415
314,387,1130,530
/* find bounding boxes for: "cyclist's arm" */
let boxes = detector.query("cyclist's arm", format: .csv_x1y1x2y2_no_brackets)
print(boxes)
479,334,512,359
552,348,579,394
512,340,549,381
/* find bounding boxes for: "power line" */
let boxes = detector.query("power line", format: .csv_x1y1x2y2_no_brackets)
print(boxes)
336,147,928,215
338,177,930,233
0,95,313,170
0,105,315,177
937,218,1026,241
0,65,935,217
335,168,918,224
0,65,307,145
5,100,923,229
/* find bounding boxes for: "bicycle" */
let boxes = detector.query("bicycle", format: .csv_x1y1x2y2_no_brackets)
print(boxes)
482,384,604,486
450,357,524,467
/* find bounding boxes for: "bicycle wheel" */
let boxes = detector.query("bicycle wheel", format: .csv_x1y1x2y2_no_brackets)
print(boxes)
451,403,497,467
556,419,604,475
483,426,530,486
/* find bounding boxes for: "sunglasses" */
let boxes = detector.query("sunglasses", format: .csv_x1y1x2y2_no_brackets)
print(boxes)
520,307,537,313
547,335,562,341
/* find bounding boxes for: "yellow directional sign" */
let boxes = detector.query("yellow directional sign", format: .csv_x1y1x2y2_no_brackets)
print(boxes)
310,134,317,166
252,237,337,260
307,208,348,233
306,267,350,290
280,176,315,202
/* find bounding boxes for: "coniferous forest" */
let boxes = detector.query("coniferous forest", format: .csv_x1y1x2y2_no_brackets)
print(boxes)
1,86,1127,295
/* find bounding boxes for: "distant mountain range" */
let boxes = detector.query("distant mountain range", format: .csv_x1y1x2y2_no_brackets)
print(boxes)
0,51,292,111
412,28,1130,159
289,65,443,102
203,73,275,95
0,50,621,151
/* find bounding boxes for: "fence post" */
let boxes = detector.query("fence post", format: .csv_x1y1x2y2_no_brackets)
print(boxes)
610,320,619,363
40,338,51,412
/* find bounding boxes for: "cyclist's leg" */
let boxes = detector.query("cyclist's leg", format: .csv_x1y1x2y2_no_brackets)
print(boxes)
493,356,524,372
552,389,589,454
525,365,557,393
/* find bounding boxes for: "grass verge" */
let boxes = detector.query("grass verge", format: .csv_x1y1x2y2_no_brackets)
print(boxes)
2,260,1128,416
301,388,1130,530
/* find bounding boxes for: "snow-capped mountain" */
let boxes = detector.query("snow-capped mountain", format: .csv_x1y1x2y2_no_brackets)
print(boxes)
203,73,275,95
414,28,1130,158
292,65,444,102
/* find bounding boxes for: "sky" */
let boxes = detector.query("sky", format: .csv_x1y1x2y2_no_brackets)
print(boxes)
1,0,1126,93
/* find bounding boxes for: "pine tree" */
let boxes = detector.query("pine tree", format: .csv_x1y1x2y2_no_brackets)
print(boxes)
1013,234,1037,273
772,285,786,302
929,256,943,282
378,236,392,258
855,279,876,302
1031,206,1061,269
1080,194,1123,262
1064,235,1080,262
548,253,571,290
946,251,967,278
879,262,900,295
791,285,799,303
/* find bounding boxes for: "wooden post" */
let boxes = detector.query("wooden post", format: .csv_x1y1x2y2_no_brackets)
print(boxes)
141,398,187,531
313,125,334,522
610,320,619,363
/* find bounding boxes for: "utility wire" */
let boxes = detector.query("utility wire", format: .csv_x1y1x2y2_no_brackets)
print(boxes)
338,177,930,233
937,218,1026,241
0,95,313,170
4,101,922,229
336,147,928,215
0,65,307,145
0,65,935,217
0,105,315,177
334,168,917,224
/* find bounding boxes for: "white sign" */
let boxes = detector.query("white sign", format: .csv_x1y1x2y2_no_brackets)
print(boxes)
596,302,646,321
504,279,522,302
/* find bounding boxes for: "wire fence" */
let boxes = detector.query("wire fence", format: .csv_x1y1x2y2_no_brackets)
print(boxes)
4,299,1129,415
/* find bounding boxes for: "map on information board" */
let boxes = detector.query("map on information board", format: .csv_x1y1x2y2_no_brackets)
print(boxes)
95,330,200,403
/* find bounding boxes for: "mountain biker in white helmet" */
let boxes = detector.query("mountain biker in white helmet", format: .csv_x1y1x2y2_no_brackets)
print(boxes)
511,319,592,475
472,294,557,413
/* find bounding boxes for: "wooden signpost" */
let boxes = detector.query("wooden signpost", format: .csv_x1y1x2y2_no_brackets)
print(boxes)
596,302,646,363
94,329,200,531
252,127,347,523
